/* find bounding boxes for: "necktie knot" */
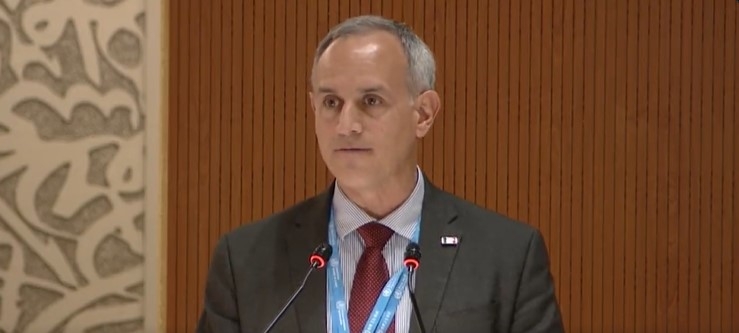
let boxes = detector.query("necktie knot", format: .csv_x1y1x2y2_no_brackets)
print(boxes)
357,222,394,249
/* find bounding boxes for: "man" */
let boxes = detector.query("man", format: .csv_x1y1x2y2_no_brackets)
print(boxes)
197,15,564,333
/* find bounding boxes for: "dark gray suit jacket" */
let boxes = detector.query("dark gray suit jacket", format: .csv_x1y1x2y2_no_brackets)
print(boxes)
197,177,565,333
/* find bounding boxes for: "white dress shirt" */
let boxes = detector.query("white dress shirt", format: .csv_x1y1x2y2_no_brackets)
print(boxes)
327,167,425,333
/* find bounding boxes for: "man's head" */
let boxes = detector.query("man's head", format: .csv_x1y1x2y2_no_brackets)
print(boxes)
310,15,441,192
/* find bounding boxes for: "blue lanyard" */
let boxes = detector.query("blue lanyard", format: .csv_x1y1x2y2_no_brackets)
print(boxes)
328,210,421,333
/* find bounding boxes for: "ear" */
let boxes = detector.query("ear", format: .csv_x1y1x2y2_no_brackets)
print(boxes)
414,90,441,138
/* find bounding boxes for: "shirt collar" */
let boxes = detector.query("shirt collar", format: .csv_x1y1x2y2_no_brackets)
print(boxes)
332,166,424,241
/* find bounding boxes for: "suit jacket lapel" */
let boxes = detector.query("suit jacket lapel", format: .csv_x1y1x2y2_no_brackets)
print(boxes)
411,177,461,333
284,185,334,333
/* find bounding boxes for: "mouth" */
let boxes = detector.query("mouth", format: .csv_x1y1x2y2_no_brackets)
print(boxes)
335,148,371,153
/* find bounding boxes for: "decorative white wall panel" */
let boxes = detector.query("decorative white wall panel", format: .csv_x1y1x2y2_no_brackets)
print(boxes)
0,0,146,331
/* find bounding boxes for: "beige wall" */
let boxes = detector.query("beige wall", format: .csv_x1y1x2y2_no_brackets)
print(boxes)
0,0,162,331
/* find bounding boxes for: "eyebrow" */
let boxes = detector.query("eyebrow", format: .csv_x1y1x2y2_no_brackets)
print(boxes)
316,87,335,94
315,85,389,95
359,86,387,94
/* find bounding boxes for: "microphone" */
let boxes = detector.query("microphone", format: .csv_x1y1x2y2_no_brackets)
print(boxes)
261,243,333,333
404,242,427,333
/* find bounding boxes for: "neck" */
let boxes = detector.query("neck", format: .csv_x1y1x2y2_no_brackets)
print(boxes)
338,165,418,219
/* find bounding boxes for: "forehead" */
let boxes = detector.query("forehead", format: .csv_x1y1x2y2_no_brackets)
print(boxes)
313,31,408,92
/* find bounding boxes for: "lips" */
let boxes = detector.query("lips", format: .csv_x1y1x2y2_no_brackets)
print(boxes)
336,148,369,152
335,148,371,152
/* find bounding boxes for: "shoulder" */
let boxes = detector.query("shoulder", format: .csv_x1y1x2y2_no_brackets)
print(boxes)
217,192,328,253
442,189,540,237
433,188,546,256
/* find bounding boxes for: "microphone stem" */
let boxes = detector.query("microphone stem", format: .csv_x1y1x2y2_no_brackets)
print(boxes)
407,267,427,333
262,264,317,333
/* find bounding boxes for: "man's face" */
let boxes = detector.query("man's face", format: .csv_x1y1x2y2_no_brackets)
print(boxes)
310,31,423,191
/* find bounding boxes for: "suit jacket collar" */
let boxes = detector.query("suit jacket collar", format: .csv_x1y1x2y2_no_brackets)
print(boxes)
413,174,461,332
285,186,333,333
284,174,460,333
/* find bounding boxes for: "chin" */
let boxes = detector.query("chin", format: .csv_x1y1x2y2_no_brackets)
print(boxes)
329,167,375,190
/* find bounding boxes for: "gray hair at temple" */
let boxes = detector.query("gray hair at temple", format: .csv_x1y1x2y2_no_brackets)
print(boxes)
311,15,436,96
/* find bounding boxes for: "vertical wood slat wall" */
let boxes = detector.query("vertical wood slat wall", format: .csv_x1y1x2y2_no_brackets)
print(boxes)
167,0,739,332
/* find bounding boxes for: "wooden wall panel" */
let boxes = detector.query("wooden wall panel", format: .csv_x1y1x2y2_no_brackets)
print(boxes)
167,0,739,332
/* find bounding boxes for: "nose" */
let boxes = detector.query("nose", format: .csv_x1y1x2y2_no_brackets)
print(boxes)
336,103,362,136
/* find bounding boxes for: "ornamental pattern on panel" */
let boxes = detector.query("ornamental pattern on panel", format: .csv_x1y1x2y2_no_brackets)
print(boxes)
0,0,145,331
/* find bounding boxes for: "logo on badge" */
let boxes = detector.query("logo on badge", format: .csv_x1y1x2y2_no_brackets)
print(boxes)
440,236,459,246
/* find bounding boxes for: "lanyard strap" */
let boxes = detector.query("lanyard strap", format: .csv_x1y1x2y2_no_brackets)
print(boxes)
328,211,420,333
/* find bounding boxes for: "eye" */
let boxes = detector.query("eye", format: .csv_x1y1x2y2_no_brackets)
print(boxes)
323,96,341,109
363,95,383,106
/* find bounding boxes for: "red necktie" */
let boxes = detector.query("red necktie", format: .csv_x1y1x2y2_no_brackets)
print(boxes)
348,222,396,333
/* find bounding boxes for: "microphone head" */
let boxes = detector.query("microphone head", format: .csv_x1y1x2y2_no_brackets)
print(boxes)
309,243,333,269
403,242,422,270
